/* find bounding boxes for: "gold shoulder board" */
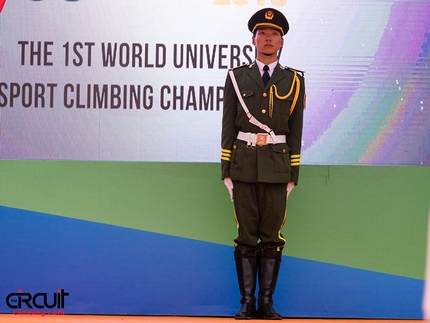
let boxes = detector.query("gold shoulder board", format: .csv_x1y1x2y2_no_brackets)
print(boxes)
284,65,306,76
229,63,249,71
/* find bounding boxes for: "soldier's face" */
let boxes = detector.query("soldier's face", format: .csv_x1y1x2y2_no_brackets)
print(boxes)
252,27,284,56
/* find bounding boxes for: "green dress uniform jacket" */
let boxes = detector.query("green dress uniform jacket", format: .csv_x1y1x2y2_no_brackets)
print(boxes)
221,62,305,184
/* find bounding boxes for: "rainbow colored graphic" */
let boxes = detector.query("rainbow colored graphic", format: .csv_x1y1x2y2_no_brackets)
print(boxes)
301,1,430,166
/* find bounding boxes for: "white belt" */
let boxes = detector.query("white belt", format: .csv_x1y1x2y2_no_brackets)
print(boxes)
237,131,286,148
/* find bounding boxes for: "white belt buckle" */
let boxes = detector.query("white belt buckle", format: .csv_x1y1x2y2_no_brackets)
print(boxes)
256,134,267,147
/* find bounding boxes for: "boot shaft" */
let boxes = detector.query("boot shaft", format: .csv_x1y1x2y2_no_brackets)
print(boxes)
234,248,258,304
258,248,282,304
234,249,259,319
257,248,283,319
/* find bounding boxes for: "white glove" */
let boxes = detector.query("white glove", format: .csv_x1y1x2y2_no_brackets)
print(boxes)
224,177,234,202
287,182,295,199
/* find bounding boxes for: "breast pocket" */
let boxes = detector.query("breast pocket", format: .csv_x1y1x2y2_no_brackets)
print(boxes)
273,94,292,116
237,90,255,112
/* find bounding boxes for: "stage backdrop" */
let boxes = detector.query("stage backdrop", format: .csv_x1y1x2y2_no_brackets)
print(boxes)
1,0,430,319
1,0,429,165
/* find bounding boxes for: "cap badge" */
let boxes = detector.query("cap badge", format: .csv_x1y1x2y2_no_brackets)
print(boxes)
265,10,274,20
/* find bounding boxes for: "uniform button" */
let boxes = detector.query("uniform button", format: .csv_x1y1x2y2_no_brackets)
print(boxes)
233,145,237,149
262,109,266,114
263,93,267,97
283,149,286,153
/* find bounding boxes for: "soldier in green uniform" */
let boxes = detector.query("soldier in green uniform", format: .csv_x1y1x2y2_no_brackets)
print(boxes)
221,7,305,320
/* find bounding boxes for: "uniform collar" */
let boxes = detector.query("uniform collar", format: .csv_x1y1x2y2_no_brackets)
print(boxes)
255,60,278,77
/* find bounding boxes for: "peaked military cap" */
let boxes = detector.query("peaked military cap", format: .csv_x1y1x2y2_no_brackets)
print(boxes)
248,8,289,36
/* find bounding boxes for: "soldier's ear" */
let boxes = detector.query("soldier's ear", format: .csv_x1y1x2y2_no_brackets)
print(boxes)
252,36,256,46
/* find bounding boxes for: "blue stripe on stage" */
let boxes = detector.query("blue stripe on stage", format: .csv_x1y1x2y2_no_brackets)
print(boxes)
0,206,424,318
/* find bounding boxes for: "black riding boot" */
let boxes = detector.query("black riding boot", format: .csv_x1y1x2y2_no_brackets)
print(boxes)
257,248,282,320
234,248,258,319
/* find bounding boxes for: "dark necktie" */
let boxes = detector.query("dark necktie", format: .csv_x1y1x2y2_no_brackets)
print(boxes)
262,65,270,86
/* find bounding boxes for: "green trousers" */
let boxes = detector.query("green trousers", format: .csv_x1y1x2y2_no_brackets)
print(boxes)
232,180,287,251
